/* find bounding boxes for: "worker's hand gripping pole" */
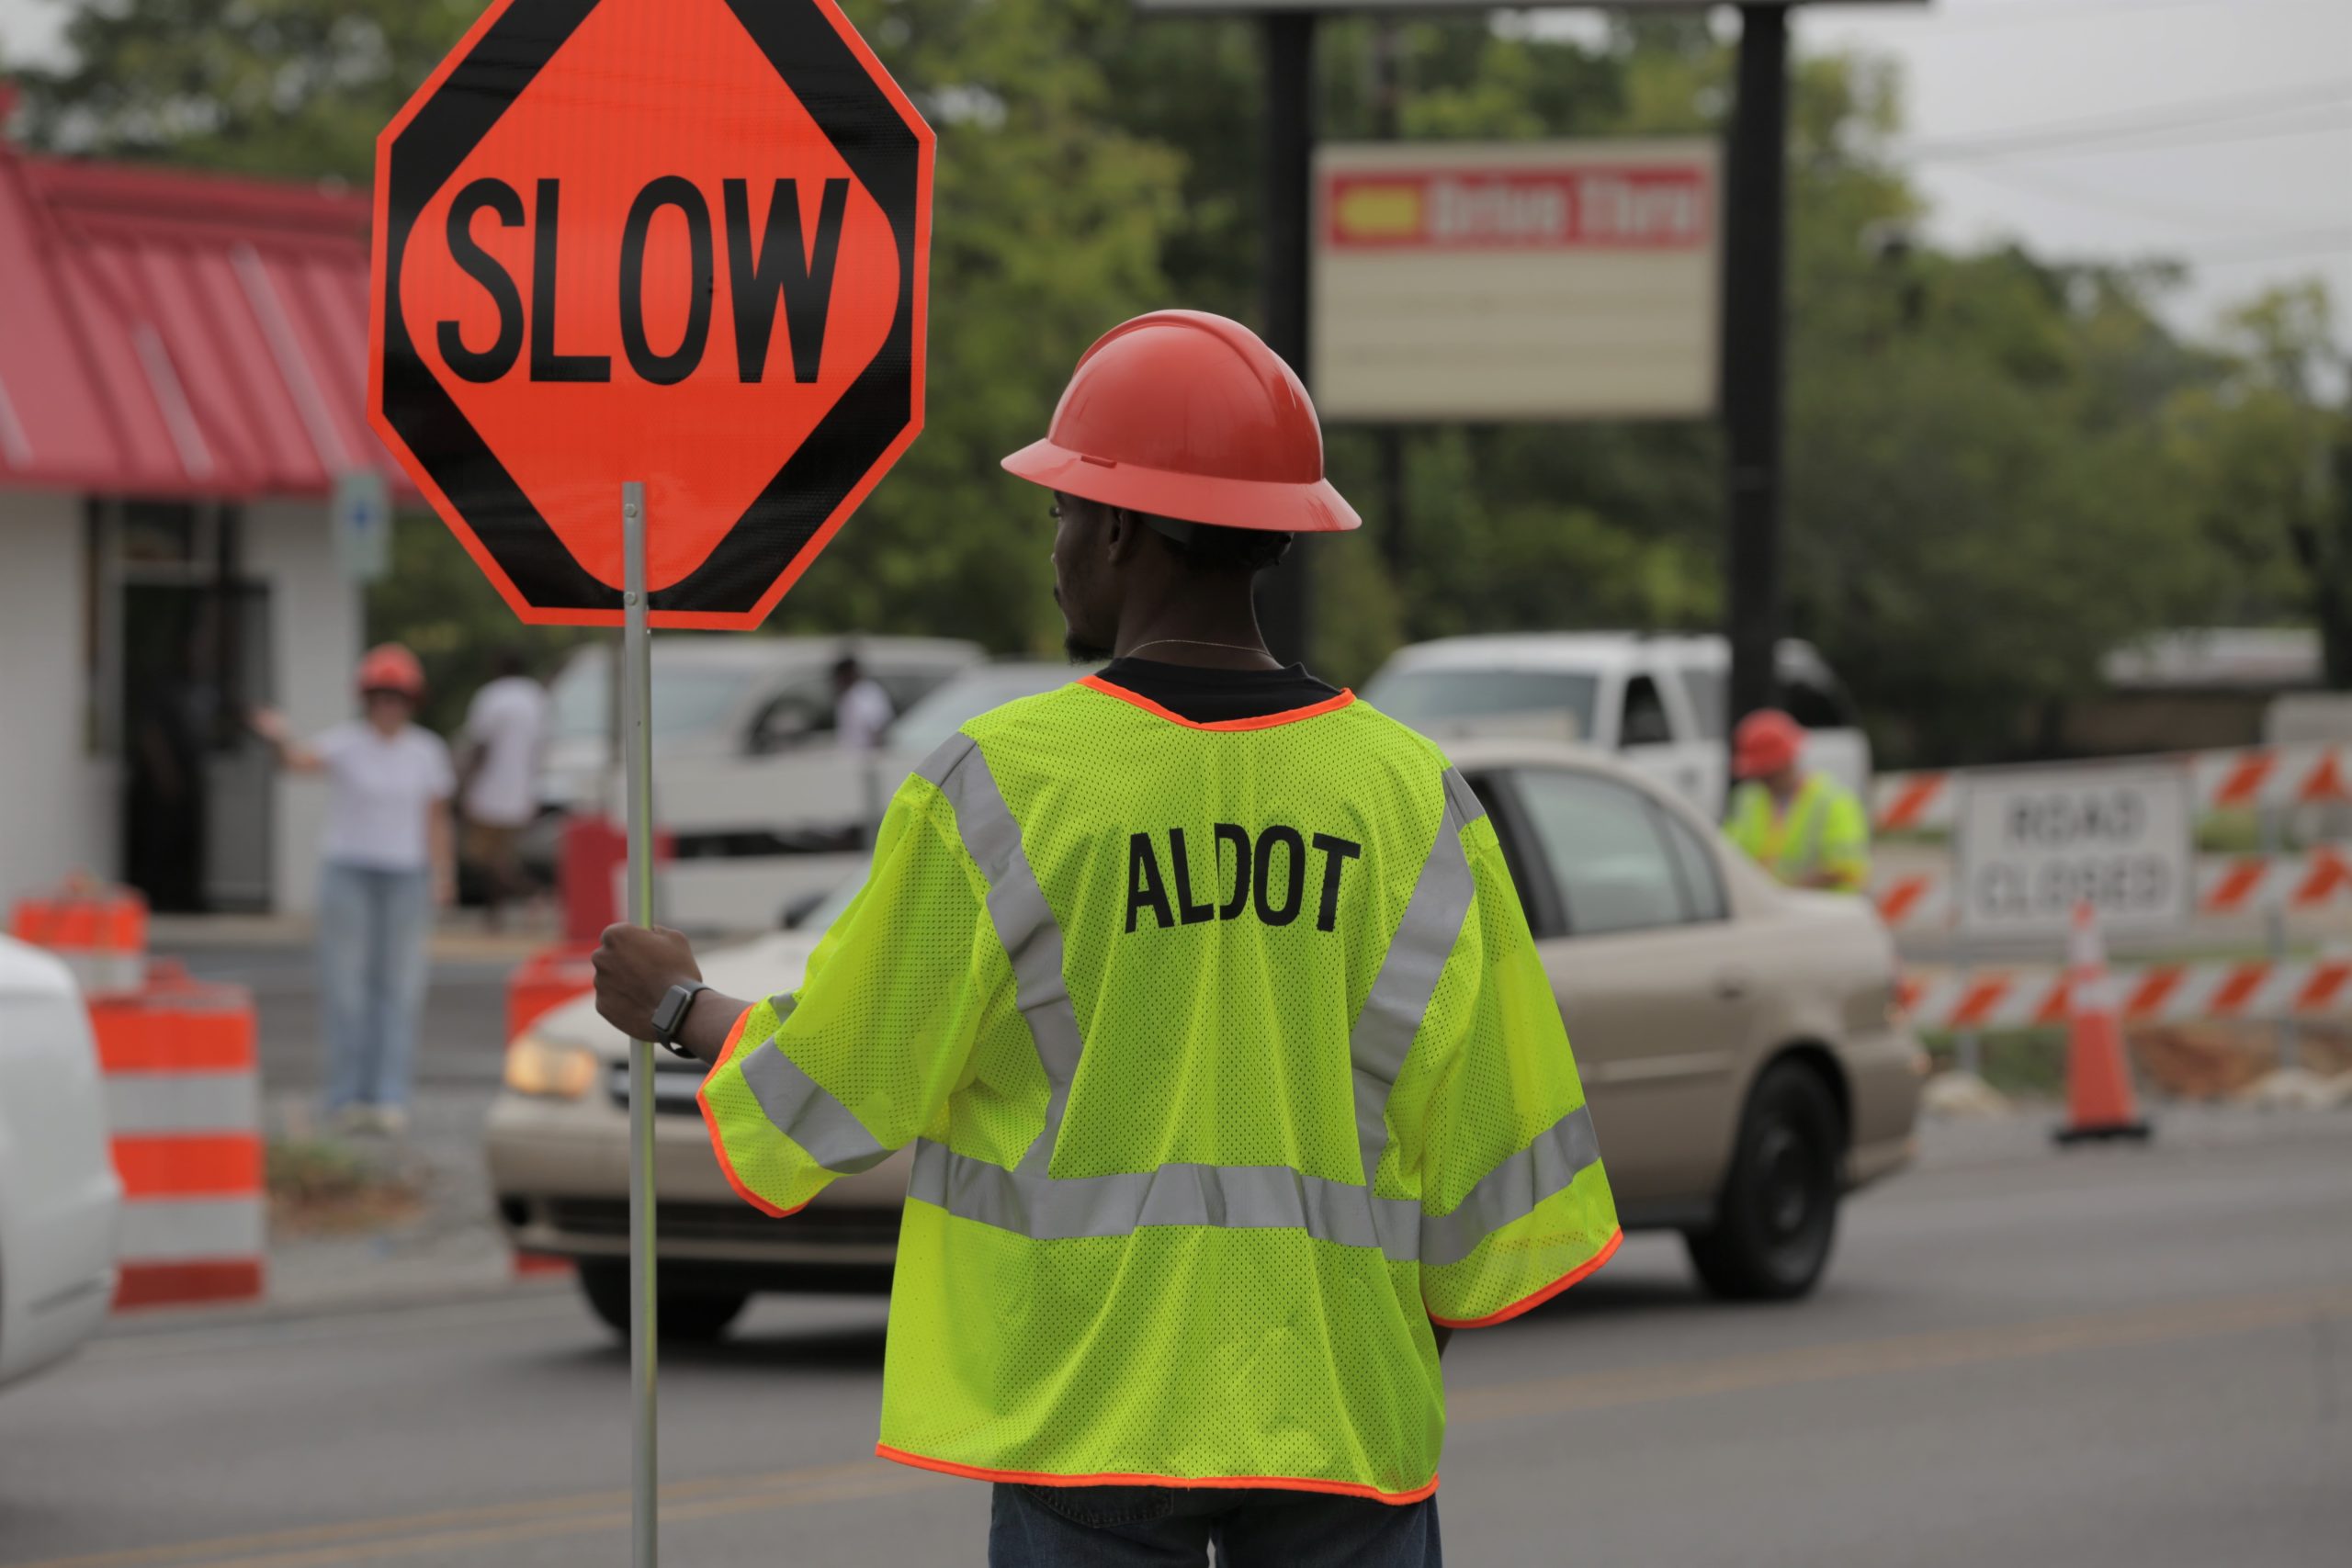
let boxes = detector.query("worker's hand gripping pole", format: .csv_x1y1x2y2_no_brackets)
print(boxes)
621,480,659,1568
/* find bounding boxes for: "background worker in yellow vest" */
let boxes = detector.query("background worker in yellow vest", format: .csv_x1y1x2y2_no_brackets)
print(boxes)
1724,708,1871,892
592,310,1618,1568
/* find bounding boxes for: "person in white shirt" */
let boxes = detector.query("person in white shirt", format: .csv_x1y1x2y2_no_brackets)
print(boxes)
251,643,454,1134
458,651,549,926
832,653,895,751
832,653,896,845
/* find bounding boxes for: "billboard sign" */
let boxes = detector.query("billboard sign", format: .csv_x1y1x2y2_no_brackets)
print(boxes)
1311,140,1721,422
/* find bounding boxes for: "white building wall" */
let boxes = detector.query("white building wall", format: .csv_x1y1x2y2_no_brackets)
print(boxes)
243,496,362,915
0,492,113,910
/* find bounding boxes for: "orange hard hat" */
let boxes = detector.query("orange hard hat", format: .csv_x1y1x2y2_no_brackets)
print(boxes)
1001,310,1361,535
356,642,425,699
1733,709,1804,780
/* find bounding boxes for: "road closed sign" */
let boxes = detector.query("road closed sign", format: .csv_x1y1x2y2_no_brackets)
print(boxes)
368,0,933,628
1958,763,2193,940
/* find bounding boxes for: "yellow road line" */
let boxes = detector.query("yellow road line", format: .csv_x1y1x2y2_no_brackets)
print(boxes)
17,1280,2348,1568
1,1461,911,1568
1451,1280,2352,1424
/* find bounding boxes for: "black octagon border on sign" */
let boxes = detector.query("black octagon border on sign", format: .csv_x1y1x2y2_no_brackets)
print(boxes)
377,0,922,617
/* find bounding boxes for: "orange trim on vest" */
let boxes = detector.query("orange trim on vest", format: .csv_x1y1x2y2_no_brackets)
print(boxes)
875,1444,1441,1506
696,1006,808,1221
1079,673,1356,731
1428,1226,1623,1330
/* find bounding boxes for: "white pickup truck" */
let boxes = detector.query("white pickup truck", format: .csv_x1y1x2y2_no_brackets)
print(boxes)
1363,633,1871,820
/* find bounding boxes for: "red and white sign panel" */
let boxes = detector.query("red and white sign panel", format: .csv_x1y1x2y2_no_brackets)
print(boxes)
1323,164,1711,253
1311,140,1720,423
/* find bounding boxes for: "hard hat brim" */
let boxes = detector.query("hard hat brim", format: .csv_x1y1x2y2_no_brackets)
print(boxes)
1003,439,1362,535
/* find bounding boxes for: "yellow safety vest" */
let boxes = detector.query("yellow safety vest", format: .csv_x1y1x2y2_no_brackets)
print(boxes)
698,675,1619,1502
1724,773,1871,892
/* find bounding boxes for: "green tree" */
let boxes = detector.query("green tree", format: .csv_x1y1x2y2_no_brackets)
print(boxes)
2161,285,2352,687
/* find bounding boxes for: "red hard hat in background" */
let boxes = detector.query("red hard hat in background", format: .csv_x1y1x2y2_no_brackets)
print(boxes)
356,643,426,699
1001,310,1362,535
1733,709,1804,780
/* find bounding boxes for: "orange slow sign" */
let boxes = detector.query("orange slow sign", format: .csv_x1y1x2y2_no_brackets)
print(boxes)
368,0,934,628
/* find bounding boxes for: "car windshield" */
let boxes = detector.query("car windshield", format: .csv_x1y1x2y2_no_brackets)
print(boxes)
1362,667,1600,737
888,664,1082,756
548,656,763,743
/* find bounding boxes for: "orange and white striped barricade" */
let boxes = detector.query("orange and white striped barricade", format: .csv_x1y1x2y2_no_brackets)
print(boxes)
89,976,266,1309
1900,954,2352,1032
10,882,149,998
1874,743,2352,835
1873,846,2352,932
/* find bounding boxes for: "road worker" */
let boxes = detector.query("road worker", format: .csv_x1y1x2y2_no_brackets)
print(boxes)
592,310,1620,1568
1724,708,1871,893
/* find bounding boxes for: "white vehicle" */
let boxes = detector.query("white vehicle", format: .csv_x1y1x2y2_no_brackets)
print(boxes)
538,634,985,814
658,659,1084,933
528,637,983,929
1363,634,1871,819
0,937,120,1390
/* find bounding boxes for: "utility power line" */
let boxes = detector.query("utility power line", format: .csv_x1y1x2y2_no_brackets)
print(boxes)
1895,0,2327,38
1902,76,2352,162
1943,160,2310,237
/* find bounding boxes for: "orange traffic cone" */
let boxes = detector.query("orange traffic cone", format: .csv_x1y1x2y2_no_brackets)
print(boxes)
2053,901,2152,1145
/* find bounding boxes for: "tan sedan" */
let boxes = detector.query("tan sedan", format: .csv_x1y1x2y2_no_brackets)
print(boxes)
487,739,1920,1339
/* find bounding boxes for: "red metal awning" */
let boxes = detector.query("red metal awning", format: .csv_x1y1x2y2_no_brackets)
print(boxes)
0,133,403,500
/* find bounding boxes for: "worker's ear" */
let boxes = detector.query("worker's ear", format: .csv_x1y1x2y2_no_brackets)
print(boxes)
1103,507,1143,564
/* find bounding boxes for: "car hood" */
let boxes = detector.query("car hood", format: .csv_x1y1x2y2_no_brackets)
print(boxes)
530,929,827,1064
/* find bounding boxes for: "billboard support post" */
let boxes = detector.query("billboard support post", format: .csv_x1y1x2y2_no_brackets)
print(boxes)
1370,19,1408,579
1723,3,1791,730
1258,8,1317,665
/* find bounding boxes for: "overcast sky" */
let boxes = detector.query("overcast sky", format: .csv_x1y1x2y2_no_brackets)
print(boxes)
3,0,2346,350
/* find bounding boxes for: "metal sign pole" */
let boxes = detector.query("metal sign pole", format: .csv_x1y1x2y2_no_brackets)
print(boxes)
621,480,659,1568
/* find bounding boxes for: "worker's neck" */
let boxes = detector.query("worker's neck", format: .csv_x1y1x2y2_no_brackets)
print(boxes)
1112,579,1277,670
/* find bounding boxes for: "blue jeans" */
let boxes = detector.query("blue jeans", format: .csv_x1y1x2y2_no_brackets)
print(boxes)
317,863,431,1111
989,1483,1441,1568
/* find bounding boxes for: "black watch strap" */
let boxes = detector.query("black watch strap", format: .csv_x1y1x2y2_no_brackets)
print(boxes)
651,981,710,1055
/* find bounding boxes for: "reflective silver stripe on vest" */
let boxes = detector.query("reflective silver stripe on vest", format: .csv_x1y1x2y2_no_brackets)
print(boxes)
917,733,1085,1176
737,1039,893,1176
910,1139,1423,1260
1418,1103,1602,1269
1348,768,1484,1184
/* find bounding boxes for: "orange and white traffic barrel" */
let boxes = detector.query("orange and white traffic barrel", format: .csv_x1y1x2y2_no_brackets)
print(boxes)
89,973,266,1309
10,879,149,998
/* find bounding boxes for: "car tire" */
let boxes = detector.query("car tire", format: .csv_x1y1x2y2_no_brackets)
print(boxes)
577,1260,750,1343
1685,1060,1844,1302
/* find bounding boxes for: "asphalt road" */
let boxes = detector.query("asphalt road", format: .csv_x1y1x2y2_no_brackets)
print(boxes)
6,1109,2348,1568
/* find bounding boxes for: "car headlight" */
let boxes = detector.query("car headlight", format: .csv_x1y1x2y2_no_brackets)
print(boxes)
505,1035,601,1100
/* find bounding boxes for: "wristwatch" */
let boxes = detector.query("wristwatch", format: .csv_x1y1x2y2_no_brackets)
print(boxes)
649,981,711,1057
